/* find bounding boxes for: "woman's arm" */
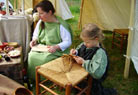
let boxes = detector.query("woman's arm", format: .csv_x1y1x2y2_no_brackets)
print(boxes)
48,25,72,53
32,20,42,40
57,24,72,51
30,20,41,48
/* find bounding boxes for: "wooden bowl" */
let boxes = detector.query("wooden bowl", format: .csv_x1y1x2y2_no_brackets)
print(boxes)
0,42,8,49
0,11,6,15
8,42,18,47
13,87,33,95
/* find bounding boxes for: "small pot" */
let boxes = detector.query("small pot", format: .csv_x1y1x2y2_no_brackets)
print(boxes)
13,87,33,95
0,42,8,50
0,10,6,15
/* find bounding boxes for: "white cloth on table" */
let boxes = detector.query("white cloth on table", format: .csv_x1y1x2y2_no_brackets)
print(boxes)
32,20,72,51
0,15,31,62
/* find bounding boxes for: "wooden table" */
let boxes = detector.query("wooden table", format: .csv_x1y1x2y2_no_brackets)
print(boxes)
0,46,23,83
36,57,92,95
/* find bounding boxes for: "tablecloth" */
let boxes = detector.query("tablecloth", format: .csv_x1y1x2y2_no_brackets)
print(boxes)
0,15,32,62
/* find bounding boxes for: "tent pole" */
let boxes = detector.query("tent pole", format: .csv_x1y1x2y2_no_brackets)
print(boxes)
78,0,84,29
13,0,16,10
33,0,35,8
124,0,135,79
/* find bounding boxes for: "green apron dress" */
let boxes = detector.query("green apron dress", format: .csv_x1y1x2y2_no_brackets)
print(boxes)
28,16,72,80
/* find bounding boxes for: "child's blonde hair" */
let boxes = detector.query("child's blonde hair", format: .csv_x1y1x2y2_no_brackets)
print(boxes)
80,23,104,42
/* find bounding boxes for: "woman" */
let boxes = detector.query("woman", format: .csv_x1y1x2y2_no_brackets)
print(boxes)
28,0,73,80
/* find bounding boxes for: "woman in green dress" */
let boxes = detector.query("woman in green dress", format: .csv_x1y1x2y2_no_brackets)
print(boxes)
28,0,73,80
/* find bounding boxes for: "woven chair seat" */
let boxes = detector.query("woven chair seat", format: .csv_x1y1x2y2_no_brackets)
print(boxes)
38,57,89,87
36,56,92,95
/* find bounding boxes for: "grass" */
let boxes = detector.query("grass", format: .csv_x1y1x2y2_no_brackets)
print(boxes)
66,3,138,95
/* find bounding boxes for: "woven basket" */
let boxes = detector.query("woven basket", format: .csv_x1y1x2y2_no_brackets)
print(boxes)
61,54,76,72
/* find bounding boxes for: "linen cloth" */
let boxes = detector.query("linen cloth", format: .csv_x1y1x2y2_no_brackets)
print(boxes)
0,15,32,62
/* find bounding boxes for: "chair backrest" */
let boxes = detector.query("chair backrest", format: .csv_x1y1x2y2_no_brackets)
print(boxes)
114,29,129,35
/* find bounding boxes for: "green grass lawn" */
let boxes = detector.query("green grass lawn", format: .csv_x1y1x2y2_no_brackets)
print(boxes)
67,4,138,95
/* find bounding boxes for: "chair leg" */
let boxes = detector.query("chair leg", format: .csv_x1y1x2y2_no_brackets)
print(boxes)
120,34,124,52
65,83,72,95
112,31,115,48
86,76,93,95
36,66,40,95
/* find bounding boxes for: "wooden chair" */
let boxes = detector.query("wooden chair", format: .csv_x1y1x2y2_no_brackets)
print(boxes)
112,29,129,52
35,57,92,95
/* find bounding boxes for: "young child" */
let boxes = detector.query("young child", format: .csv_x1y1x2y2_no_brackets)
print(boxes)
70,23,117,95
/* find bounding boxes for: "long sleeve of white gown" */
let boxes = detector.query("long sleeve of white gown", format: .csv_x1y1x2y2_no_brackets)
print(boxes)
32,20,41,40
32,20,72,51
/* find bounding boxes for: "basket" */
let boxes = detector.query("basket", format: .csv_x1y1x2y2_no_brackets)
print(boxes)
0,42,8,49
8,42,18,47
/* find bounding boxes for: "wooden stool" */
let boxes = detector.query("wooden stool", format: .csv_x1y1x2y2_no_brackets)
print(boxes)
112,29,129,52
35,57,92,95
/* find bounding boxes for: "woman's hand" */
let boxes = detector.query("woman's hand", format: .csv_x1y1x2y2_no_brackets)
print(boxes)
30,40,37,48
48,45,60,53
73,56,84,65
70,49,77,55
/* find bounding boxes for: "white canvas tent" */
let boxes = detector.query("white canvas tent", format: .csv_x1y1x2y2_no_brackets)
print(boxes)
15,0,73,20
79,0,138,78
79,0,131,30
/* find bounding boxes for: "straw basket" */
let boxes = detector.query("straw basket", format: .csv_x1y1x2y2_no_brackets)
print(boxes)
12,87,33,95
61,54,76,73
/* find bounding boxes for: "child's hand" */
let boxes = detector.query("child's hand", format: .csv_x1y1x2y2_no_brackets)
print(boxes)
73,56,84,65
70,49,77,55
30,40,37,48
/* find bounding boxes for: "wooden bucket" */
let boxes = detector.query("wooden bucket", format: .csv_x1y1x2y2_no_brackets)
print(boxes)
13,87,33,95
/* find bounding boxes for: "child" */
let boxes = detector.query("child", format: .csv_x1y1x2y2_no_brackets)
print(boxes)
70,23,117,95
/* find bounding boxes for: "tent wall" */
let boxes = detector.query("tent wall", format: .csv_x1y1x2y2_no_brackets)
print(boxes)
13,0,33,10
79,0,131,30
15,0,73,20
13,0,41,10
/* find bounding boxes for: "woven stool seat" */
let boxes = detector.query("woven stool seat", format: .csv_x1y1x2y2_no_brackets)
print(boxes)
36,57,92,95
